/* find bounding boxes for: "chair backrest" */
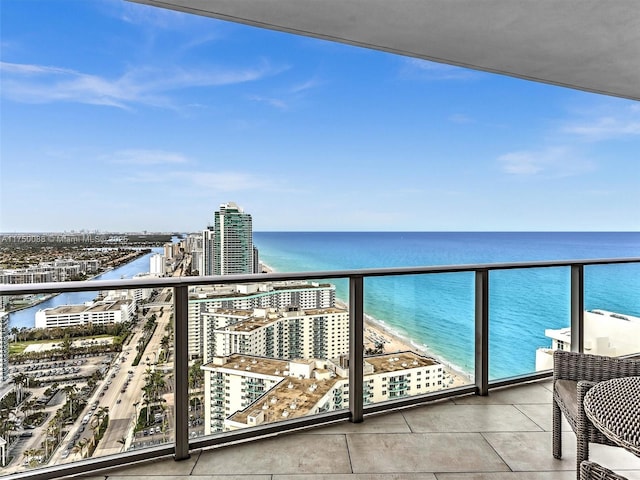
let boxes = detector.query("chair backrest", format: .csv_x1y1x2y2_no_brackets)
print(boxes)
553,350,640,383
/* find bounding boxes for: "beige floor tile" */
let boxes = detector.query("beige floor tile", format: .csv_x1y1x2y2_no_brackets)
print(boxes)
402,403,543,432
106,477,271,480
274,474,437,479
192,433,351,475
436,472,576,480
101,452,199,476
347,432,509,473
453,383,552,405
482,431,576,471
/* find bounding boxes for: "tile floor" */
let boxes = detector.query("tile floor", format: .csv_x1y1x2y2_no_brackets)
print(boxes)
79,380,640,480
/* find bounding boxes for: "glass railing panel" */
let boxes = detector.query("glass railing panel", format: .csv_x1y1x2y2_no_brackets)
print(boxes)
489,267,569,379
3,285,169,474
583,263,640,357
128,288,175,451
191,278,349,438
362,272,475,406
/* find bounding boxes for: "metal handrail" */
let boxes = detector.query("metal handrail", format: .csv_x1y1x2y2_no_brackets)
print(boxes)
2,257,639,480
2,257,639,296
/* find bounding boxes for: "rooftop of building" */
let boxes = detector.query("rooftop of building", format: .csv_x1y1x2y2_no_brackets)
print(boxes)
43,299,131,315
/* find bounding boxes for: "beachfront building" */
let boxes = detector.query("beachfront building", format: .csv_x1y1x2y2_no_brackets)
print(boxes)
535,309,640,370
202,351,445,433
35,299,135,328
202,202,256,276
187,281,336,359
202,306,349,363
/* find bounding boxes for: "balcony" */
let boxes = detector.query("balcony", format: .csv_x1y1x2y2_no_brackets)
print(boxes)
95,379,640,478
1,258,639,479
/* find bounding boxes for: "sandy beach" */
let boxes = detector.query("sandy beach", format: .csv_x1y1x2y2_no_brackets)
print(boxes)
261,262,471,388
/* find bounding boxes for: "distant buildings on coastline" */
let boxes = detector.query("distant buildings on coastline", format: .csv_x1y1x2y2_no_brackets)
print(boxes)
150,202,261,277
202,202,258,276
0,259,101,284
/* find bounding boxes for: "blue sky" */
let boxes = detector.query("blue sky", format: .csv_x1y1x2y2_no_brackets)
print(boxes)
1,0,639,232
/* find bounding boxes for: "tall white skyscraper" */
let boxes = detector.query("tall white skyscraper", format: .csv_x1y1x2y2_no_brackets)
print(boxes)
202,202,256,276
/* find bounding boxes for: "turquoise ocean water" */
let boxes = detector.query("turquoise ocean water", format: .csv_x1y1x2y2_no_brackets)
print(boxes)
254,232,640,379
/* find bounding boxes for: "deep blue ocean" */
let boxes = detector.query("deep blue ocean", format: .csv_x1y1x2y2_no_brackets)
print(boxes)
254,232,640,379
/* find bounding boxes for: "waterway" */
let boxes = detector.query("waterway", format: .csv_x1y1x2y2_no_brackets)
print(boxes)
8,248,162,330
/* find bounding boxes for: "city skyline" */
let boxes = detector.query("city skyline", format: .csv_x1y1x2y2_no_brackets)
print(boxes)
1,0,639,233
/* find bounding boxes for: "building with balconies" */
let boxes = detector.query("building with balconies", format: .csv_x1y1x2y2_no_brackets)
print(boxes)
202,306,349,363
187,281,336,359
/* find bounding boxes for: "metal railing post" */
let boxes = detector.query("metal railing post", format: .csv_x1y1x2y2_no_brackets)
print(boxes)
570,264,585,353
349,275,364,423
475,269,489,396
173,285,190,460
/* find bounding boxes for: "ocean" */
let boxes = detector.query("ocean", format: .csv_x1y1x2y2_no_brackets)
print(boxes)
253,232,640,379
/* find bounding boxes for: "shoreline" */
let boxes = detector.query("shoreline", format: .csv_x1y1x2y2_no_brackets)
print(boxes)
260,261,471,387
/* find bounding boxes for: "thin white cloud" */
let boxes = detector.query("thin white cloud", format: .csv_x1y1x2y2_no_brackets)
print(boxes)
290,78,322,94
0,60,281,110
498,147,595,177
247,94,288,110
400,58,479,80
108,149,189,165
562,102,640,141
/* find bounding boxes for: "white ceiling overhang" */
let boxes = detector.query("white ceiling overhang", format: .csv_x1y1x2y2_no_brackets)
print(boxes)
129,0,640,101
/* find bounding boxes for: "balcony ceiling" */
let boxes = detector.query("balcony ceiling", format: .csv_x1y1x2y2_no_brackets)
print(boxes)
130,0,640,101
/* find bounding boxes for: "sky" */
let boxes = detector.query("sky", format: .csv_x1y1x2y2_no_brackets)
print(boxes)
1,0,639,233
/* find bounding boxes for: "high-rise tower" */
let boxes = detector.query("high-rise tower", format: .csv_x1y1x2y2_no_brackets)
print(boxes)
203,202,255,275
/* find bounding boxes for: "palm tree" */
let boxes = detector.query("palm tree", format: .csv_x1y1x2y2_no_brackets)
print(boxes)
72,438,88,459
62,384,78,418
116,436,127,452
12,373,27,403
160,335,171,362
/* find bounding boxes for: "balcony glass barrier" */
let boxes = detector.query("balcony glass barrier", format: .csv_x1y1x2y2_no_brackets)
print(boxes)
363,273,474,406
489,267,569,379
187,278,349,438
3,287,177,474
582,263,640,358
1,257,638,479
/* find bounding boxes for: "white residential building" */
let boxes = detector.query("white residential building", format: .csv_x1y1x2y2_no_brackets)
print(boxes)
188,281,336,359
149,253,166,276
202,306,349,363
202,351,446,433
535,309,640,371
35,299,135,328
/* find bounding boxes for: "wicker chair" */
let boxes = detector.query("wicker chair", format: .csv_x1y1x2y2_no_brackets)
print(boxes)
580,460,628,480
552,350,640,475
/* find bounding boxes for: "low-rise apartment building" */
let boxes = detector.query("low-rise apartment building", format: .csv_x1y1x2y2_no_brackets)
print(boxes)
35,299,135,328
202,351,445,433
